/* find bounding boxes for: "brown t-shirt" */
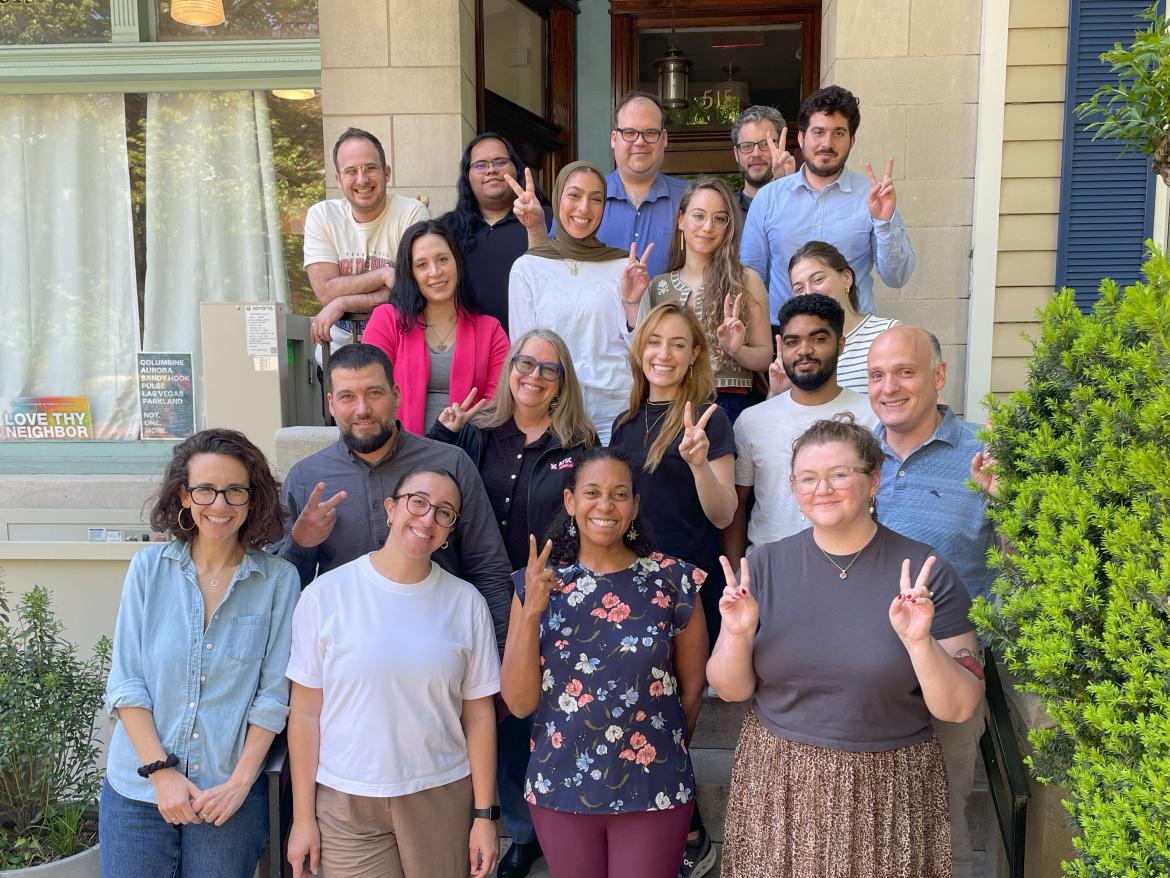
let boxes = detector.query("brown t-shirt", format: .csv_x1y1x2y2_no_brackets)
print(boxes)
749,524,974,752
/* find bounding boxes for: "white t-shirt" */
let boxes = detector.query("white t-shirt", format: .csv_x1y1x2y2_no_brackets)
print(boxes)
733,387,880,548
508,254,641,445
285,555,500,798
303,195,430,349
837,314,901,393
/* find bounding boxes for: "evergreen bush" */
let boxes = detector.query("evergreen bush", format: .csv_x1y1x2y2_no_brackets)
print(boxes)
972,247,1170,877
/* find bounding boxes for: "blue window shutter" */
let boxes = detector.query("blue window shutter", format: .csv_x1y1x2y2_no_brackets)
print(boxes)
1057,0,1161,311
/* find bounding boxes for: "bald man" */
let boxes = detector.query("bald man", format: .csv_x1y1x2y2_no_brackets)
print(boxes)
866,325,996,878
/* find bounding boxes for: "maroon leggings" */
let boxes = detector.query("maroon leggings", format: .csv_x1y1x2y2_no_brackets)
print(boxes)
529,801,694,878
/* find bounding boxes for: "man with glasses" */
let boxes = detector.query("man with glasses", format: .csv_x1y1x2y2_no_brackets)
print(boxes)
440,134,551,333
741,85,916,322
730,105,796,216
272,343,513,654
724,294,879,564
867,325,997,878
304,128,430,353
596,91,688,279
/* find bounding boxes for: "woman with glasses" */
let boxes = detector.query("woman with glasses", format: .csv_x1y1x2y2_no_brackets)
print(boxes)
286,466,501,878
708,416,984,878
509,160,654,444
101,429,300,878
363,220,510,435
787,241,901,393
425,328,595,877
649,178,772,424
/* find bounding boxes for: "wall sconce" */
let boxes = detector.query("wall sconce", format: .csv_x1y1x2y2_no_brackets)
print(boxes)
170,0,225,27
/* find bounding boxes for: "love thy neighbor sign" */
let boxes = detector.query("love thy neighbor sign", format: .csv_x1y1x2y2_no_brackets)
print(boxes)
0,396,94,440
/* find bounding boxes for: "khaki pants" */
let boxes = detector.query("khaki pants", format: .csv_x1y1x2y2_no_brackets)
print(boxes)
932,702,987,878
316,777,472,878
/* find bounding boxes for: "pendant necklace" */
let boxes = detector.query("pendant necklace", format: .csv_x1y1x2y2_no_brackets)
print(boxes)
567,259,580,277
427,319,456,352
816,526,878,580
643,400,671,443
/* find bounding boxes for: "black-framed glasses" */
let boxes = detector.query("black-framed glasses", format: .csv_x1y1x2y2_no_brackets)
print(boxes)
734,138,773,156
614,127,663,144
512,354,564,381
469,157,514,173
394,493,459,528
790,467,871,496
186,485,253,506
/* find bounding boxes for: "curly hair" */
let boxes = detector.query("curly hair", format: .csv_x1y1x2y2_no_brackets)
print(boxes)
390,220,479,334
797,85,861,136
775,292,845,338
546,448,656,566
150,429,286,548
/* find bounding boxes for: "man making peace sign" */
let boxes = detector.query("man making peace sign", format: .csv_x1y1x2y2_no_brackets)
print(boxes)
740,85,916,325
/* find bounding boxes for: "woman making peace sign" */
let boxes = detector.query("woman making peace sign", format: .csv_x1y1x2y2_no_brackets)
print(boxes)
708,416,984,878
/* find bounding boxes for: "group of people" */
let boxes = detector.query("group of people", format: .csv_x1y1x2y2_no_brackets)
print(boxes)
98,82,999,878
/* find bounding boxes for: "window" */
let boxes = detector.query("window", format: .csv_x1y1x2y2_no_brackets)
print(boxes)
0,0,113,45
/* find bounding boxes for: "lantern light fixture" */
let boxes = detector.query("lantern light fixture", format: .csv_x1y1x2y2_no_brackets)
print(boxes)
653,0,690,110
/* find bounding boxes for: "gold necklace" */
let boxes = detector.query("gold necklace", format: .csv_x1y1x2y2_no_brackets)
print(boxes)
566,259,580,277
816,526,878,580
426,318,456,352
643,401,671,443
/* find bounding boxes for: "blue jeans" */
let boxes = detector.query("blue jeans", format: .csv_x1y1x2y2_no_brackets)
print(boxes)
497,713,537,845
99,776,268,878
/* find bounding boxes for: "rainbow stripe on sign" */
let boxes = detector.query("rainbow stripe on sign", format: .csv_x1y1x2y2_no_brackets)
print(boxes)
1,397,93,440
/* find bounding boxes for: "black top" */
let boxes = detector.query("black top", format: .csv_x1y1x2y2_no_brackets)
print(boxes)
609,401,736,576
445,207,553,333
736,187,753,219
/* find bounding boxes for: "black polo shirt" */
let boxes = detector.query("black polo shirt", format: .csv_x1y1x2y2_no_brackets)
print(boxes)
460,208,552,333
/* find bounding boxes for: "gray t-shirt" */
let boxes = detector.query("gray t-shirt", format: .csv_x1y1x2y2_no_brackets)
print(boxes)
750,524,974,752
423,343,455,431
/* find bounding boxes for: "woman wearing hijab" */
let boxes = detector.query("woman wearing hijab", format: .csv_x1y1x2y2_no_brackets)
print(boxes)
508,161,653,445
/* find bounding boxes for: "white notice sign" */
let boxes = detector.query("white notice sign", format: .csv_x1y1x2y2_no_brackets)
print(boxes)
245,304,279,357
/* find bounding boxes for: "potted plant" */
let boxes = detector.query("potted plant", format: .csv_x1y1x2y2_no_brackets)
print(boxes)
0,582,111,876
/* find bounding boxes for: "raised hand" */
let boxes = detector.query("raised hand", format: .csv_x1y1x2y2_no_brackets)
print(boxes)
766,126,797,179
864,157,897,222
505,168,544,231
717,555,759,636
767,333,792,397
438,387,488,433
678,401,718,469
620,242,654,304
889,556,937,644
289,481,348,549
715,293,747,355
522,535,559,620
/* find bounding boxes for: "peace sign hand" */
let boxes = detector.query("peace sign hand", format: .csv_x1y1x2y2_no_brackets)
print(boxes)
620,243,655,304
523,535,559,621
717,555,759,636
438,387,488,434
766,127,797,179
715,293,747,355
290,481,348,549
767,333,792,397
678,401,717,469
865,157,897,222
505,168,544,231
888,556,937,644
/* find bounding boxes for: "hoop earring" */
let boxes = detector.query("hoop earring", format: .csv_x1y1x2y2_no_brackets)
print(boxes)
440,540,449,550
626,524,638,541
177,507,196,531
568,520,576,537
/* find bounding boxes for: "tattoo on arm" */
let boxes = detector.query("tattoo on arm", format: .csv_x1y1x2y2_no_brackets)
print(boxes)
953,647,985,680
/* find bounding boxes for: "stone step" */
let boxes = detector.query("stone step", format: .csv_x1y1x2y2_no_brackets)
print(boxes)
691,747,733,843
691,693,749,751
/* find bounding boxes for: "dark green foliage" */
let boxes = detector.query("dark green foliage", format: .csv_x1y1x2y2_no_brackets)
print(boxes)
972,247,1170,877
0,583,111,869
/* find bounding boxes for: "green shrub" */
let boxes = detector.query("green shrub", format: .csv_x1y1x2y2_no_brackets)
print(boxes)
972,247,1170,877
0,582,111,869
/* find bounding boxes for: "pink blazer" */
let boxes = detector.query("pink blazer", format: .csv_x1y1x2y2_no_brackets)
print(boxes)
361,306,510,434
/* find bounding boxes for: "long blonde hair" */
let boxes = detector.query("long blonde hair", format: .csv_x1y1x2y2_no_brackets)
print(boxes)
666,178,750,372
476,329,597,449
616,303,716,472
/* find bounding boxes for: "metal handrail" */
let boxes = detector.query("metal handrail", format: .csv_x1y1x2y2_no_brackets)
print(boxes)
979,649,1031,877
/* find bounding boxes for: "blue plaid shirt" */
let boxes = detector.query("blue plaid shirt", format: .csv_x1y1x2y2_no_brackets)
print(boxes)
875,406,996,603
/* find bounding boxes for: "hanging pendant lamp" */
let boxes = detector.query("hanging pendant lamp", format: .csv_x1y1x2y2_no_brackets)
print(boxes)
653,0,690,110
171,0,226,27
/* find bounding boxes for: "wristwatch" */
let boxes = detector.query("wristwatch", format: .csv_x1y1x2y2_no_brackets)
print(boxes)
472,805,501,821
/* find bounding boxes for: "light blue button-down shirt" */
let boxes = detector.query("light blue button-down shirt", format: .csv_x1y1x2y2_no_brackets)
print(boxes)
875,405,996,604
104,541,299,802
740,167,916,319
597,170,689,280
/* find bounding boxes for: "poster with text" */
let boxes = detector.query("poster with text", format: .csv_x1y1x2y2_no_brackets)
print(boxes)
137,353,196,440
0,397,93,440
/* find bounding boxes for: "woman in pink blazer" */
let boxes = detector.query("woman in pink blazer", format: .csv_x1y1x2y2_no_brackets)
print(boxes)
363,221,510,434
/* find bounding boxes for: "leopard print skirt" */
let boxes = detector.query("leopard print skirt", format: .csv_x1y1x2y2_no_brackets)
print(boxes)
722,709,952,878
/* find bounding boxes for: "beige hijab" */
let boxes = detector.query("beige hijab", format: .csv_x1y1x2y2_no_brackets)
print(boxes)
527,161,629,263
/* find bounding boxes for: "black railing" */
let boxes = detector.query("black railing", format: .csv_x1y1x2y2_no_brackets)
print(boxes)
979,649,1031,878
257,733,292,878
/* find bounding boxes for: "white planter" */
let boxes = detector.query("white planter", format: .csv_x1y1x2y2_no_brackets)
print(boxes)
0,845,100,878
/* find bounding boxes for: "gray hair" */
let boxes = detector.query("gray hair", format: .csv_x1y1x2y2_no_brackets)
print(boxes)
731,105,786,144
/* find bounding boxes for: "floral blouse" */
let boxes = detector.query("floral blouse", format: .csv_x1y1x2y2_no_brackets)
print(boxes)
512,553,704,814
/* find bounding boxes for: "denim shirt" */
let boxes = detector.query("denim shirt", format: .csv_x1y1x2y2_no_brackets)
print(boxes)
104,541,300,803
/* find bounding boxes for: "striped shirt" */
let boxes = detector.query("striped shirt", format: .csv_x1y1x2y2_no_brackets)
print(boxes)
838,314,900,393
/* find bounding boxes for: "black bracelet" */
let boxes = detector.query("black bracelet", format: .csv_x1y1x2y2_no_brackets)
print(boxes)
137,753,179,778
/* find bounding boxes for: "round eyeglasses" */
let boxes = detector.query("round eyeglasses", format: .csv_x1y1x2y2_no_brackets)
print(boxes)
186,485,253,506
685,209,731,230
512,354,564,381
790,467,871,496
394,492,459,528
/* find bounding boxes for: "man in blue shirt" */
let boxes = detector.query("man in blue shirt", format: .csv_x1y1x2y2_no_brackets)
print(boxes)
867,325,996,878
741,85,916,323
596,91,688,280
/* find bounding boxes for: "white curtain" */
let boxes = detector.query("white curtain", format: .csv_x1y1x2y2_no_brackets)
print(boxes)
0,93,141,440
142,91,288,426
